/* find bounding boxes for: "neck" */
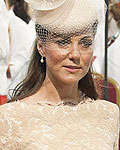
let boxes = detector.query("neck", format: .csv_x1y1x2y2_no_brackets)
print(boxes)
37,73,80,104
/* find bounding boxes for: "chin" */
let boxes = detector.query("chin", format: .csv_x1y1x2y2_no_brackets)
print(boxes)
59,75,83,85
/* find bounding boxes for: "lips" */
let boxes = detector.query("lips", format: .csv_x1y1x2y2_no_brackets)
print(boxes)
64,66,81,69
63,65,81,73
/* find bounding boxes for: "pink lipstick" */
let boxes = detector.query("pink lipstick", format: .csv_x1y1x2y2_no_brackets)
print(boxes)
64,66,81,73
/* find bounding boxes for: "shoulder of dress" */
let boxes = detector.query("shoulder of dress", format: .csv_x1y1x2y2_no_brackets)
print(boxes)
0,101,17,110
80,99,119,115
0,102,17,117
94,99,119,117
0,101,30,116
96,99,119,110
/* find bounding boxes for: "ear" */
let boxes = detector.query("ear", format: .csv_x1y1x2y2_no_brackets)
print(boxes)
91,56,96,64
37,42,45,57
90,55,96,67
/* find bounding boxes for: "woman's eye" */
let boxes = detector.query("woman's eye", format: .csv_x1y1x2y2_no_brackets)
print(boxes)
55,39,71,46
79,39,93,48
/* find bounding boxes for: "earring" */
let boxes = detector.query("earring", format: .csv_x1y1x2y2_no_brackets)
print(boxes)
40,56,44,63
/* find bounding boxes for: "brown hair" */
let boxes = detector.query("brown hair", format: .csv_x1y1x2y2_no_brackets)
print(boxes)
110,3,120,28
11,25,98,101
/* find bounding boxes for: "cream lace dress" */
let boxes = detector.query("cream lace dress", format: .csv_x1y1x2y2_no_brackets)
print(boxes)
0,98,119,150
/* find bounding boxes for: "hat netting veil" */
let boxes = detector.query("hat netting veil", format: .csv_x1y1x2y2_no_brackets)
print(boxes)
25,0,107,55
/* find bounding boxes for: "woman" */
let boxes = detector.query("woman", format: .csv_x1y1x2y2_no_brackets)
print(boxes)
0,0,119,149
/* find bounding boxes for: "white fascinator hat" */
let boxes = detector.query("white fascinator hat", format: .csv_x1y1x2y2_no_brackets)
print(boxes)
25,0,107,35
25,0,67,10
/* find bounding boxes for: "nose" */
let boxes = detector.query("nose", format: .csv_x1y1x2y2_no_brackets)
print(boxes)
69,41,80,63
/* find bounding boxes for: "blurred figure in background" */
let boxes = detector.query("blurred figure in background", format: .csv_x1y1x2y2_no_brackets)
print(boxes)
0,0,9,104
107,3,120,86
107,33,120,86
92,0,106,73
7,0,35,99
101,2,120,86
9,0,30,24
108,3,120,38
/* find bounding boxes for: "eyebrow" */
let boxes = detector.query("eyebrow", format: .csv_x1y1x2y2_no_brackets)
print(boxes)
80,36,93,40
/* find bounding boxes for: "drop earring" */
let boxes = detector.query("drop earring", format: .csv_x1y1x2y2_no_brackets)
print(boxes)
40,56,44,63
38,49,44,63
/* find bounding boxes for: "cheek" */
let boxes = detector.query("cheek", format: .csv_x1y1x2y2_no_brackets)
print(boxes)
45,48,66,66
81,53,93,66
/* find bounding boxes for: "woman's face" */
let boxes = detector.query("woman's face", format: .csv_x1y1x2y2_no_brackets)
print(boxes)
39,33,94,84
